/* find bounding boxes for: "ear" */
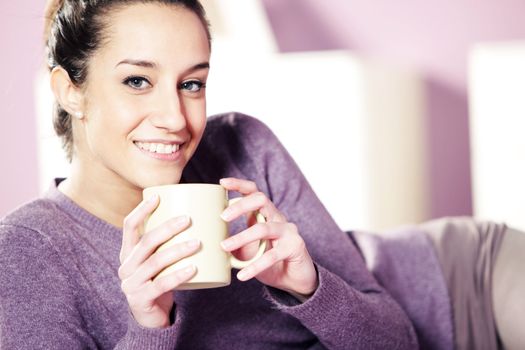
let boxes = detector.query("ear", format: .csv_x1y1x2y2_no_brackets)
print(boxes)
50,66,85,118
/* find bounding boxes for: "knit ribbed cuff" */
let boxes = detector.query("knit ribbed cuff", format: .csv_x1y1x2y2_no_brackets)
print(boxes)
264,263,360,323
263,263,327,310
122,312,179,350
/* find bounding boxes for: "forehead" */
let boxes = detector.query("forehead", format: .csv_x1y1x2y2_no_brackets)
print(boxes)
96,3,210,65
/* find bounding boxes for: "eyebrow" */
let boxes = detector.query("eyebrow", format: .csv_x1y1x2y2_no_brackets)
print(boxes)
115,59,210,73
187,62,210,73
116,59,157,68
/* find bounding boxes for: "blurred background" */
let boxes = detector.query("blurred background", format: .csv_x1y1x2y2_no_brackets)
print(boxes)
1,0,524,231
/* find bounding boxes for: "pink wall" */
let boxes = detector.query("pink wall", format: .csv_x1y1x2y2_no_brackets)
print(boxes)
262,0,525,218
0,1,46,216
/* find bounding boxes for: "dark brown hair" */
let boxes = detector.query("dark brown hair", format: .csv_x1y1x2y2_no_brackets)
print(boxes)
44,0,211,161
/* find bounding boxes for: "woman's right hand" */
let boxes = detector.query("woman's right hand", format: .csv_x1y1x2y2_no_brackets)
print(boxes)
118,195,199,328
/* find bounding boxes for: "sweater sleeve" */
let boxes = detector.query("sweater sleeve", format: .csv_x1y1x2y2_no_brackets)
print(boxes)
113,314,179,350
0,224,96,349
234,115,419,349
0,224,179,350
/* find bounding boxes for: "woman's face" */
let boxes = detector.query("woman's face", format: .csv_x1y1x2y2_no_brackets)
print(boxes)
76,3,210,189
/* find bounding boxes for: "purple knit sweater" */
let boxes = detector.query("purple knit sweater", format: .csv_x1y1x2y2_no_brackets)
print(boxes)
0,113,420,349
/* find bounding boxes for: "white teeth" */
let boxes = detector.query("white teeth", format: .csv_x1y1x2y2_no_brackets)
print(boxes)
135,142,180,154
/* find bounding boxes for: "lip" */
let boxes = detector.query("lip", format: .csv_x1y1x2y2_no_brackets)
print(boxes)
133,140,186,161
133,138,185,144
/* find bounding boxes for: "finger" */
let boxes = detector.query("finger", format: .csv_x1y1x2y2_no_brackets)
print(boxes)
221,222,292,252
222,191,285,223
125,265,197,306
149,265,197,297
118,216,190,280
220,177,258,195
122,239,200,290
120,194,159,262
221,191,267,222
237,248,287,281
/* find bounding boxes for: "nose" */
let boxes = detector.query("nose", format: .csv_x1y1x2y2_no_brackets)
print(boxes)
149,87,187,132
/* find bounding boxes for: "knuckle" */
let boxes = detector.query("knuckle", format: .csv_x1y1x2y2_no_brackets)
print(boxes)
126,293,141,309
290,232,307,251
154,277,172,293
286,222,298,235
122,215,135,232
140,232,157,249
120,279,131,294
118,251,126,264
295,238,307,251
266,249,279,264
254,192,268,205
147,254,164,273
255,223,269,237
117,265,128,280
247,180,258,191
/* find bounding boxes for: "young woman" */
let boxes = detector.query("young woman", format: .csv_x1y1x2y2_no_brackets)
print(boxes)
0,0,418,349
1,0,524,349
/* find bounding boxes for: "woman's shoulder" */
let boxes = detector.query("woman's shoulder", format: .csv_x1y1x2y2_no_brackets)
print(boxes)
206,111,268,129
0,197,66,249
185,112,283,183
204,112,277,144
198,112,284,163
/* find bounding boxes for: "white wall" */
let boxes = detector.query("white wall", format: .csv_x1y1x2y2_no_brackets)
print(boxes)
469,42,525,231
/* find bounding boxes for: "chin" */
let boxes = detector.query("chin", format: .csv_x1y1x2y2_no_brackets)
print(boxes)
136,172,183,189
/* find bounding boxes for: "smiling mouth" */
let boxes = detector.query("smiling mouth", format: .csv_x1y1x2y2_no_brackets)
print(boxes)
134,141,181,154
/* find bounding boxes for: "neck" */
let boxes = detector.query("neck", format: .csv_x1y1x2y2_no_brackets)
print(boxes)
59,158,142,228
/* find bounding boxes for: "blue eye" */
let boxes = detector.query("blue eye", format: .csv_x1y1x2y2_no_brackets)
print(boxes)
123,76,151,90
180,80,205,92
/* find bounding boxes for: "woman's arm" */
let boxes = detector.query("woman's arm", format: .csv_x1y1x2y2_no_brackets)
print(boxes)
0,223,185,350
217,114,419,349
0,224,97,349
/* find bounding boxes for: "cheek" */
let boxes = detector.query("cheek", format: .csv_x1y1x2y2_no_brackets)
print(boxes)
88,91,146,138
186,102,207,140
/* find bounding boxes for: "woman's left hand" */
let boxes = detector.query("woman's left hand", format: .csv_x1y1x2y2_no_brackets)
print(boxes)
219,177,318,297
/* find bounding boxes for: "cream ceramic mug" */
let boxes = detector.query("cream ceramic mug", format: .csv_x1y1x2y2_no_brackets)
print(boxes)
143,184,268,290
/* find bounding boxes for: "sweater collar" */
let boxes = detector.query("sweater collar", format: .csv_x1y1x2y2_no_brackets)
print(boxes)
44,178,122,240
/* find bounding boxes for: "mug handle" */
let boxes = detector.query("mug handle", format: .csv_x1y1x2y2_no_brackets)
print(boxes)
227,197,268,269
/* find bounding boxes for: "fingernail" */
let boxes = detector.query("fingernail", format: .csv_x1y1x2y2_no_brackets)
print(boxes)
182,265,196,275
237,270,247,281
146,194,158,203
174,215,190,225
220,209,231,221
186,239,200,249
220,239,233,250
